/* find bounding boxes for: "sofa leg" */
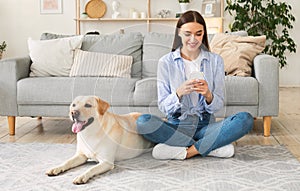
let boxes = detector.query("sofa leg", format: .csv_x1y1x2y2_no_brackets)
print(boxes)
263,116,271,137
8,116,16,136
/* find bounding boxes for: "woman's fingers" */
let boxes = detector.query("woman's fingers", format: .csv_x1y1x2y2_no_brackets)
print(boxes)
192,80,208,94
180,79,207,95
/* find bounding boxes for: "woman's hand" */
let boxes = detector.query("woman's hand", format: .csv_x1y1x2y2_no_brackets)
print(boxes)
176,79,196,99
192,79,213,104
176,79,213,104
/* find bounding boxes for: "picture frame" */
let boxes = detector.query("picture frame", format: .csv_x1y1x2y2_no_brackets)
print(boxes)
204,4,213,15
40,0,63,14
201,0,217,17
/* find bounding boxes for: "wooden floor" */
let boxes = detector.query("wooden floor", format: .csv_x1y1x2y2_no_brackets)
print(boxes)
0,87,300,161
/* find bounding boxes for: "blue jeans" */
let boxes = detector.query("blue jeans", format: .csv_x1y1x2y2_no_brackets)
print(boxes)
136,112,254,156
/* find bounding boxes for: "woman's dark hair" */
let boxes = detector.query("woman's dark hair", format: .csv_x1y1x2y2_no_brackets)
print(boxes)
172,11,210,51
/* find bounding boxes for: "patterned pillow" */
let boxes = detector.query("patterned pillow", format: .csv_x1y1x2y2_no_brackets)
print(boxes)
70,49,133,78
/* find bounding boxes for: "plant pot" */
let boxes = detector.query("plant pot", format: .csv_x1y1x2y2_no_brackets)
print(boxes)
179,3,189,13
81,13,88,19
0,52,2,60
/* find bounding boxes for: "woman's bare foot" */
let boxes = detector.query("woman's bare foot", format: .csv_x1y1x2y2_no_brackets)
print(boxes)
186,145,200,159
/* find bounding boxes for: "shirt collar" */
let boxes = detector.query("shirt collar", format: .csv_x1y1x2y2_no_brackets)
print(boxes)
172,46,210,63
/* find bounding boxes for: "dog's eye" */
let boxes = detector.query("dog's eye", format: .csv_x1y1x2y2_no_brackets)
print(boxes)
84,103,92,108
72,104,76,107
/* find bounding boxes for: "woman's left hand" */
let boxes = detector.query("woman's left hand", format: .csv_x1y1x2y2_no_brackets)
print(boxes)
192,79,213,104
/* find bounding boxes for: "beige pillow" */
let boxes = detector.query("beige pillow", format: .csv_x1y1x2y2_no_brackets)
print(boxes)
70,49,133,78
210,33,266,76
28,36,83,77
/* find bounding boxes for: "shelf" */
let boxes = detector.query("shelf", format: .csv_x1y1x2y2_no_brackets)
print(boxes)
75,17,222,22
148,18,178,21
75,18,149,21
75,0,224,35
75,18,178,22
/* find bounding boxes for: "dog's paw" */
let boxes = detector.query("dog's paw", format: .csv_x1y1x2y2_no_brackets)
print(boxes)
46,167,64,176
73,174,90,184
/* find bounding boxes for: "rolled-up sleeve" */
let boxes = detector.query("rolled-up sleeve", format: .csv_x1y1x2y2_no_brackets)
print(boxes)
157,57,181,115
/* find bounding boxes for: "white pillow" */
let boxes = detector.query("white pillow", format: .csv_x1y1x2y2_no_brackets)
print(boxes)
70,49,133,78
28,36,83,77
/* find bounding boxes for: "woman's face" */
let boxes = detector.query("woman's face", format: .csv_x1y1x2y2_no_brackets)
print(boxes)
179,22,204,52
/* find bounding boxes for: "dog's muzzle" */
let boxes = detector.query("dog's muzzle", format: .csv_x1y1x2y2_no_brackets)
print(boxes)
71,111,94,133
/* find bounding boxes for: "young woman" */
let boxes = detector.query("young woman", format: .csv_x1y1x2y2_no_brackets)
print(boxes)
136,11,253,160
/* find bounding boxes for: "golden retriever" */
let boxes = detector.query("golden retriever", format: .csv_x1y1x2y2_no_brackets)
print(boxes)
46,96,153,184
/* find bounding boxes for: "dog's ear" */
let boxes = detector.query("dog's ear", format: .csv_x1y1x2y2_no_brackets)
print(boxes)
96,97,110,115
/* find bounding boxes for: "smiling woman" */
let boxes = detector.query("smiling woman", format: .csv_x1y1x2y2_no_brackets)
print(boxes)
136,10,254,161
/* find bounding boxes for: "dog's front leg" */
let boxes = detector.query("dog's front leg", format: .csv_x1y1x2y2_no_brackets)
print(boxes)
73,161,114,184
46,153,88,176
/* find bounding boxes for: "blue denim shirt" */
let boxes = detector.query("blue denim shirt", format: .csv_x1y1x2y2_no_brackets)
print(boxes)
157,47,225,120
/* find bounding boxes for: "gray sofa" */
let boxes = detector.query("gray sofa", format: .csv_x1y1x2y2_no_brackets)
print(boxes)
0,32,278,137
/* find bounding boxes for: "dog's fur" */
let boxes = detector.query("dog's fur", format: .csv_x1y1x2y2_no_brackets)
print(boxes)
46,96,153,184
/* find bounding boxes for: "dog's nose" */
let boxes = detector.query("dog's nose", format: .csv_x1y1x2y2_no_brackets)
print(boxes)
71,110,80,119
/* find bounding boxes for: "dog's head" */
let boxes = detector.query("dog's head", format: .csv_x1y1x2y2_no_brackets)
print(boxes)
69,96,110,133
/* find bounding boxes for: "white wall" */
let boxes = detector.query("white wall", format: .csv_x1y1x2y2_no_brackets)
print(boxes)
0,0,76,57
277,0,300,86
0,0,299,86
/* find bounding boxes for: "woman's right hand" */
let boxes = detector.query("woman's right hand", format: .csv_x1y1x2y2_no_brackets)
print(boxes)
176,79,196,99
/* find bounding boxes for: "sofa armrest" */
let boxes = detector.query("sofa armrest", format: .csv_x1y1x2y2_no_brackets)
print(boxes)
253,54,279,117
0,56,31,116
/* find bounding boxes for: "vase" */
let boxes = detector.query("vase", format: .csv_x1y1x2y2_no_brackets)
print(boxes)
179,3,189,13
0,52,2,60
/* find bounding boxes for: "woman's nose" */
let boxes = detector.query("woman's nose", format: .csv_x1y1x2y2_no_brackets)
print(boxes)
189,34,197,42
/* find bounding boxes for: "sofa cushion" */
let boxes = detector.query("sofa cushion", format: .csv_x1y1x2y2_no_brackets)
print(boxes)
17,77,139,106
132,76,258,106
70,49,133,78
224,76,258,105
28,36,83,77
81,32,143,78
133,78,157,106
142,32,174,78
210,33,266,77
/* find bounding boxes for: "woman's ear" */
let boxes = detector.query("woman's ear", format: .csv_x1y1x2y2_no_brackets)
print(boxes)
178,28,182,37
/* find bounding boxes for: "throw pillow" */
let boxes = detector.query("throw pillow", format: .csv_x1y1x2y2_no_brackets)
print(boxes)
81,32,143,78
28,36,83,77
70,49,133,78
210,33,266,77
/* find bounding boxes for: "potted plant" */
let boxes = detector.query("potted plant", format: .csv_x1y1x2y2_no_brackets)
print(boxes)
225,0,296,68
178,0,190,13
81,12,88,19
0,41,7,60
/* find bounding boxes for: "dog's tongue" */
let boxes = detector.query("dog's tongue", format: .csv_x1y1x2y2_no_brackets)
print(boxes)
72,121,84,133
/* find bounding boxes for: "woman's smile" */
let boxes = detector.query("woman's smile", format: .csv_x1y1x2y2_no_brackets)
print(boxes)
187,41,199,49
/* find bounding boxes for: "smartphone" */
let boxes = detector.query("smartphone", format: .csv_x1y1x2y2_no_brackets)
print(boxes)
189,71,205,80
